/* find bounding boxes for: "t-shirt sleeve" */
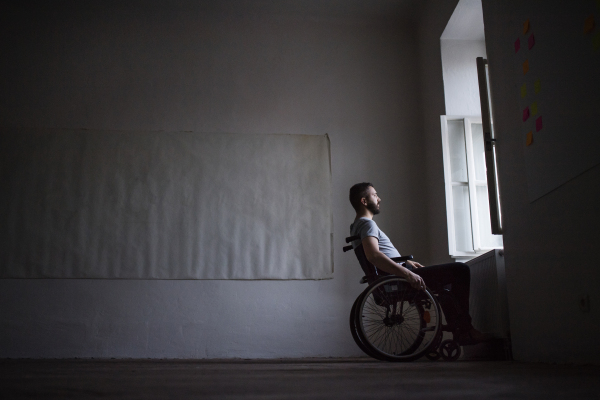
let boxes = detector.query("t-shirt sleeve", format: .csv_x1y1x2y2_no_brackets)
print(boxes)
357,220,379,241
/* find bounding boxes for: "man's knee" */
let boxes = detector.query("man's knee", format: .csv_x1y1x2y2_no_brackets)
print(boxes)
452,262,470,277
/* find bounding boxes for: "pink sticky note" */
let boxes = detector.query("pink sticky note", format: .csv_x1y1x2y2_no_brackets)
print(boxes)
514,38,521,53
528,33,535,50
523,107,530,122
536,116,543,131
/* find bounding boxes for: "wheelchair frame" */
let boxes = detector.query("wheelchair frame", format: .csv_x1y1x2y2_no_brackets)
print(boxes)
344,235,465,362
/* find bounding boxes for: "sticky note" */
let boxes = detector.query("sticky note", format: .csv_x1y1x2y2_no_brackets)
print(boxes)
523,59,529,75
534,79,541,94
523,107,530,122
514,38,521,53
528,33,535,49
536,116,543,131
523,19,530,34
584,15,595,34
526,132,533,146
597,0,600,9
531,101,538,116
593,31,600,51
520,83,527,98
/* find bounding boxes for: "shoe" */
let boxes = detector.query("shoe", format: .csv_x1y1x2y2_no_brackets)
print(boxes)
458,327,492,345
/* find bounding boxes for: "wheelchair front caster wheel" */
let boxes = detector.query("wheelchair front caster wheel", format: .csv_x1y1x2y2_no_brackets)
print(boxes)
425,350,441,361
440,340,461,361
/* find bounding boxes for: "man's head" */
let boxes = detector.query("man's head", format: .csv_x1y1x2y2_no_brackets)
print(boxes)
349,182,380,215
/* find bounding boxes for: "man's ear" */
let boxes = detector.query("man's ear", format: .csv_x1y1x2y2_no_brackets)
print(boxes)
361,197,367,206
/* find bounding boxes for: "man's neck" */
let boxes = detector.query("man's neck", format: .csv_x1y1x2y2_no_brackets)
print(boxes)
355,209,374,220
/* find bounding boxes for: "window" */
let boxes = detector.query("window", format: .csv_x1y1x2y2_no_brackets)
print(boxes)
440,116,503,261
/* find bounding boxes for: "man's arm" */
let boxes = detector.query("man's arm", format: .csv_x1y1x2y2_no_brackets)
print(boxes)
362,236,426,290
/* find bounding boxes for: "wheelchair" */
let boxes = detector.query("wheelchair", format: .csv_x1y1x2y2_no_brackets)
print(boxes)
344,235,466,362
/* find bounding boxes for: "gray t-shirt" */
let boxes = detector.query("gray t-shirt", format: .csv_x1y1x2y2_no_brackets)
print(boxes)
350,218,401,259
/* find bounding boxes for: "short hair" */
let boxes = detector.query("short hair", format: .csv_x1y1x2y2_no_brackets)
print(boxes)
349,182,373,211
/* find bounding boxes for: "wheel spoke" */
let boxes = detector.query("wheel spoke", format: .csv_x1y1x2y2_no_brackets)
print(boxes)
356,278,440,361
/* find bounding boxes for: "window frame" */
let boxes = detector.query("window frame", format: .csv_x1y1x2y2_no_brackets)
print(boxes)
440,115,503,261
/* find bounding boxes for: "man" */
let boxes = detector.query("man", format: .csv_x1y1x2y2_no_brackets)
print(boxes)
349,182,486,343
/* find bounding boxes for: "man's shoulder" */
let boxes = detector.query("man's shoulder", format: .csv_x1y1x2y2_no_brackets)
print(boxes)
351,218,379,233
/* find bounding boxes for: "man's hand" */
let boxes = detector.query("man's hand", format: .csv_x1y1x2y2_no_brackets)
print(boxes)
405,270,426,291
406,260,425,269
362,237,427,290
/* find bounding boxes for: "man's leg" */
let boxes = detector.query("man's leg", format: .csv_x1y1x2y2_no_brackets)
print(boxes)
412,262,472,330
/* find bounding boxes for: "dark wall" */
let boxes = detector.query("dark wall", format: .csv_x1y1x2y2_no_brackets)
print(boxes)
0,1,429,358
482,0,600,363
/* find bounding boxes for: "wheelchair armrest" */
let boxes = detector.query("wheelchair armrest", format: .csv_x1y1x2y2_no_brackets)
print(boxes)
345,235,360,243
391,255,413,262
343,245,353,252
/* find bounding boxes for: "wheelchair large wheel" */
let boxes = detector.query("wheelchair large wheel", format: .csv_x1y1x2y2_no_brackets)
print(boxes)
350,294,387,360
354,276,441,362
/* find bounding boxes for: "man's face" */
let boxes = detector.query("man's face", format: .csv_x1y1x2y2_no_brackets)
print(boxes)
363,186,381,215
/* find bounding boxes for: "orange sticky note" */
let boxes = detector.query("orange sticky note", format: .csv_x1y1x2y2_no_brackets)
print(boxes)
523,59,529,74
534,79,541,94
584,15,595,34
520,83,527,98
526,132,533,146
523,19,530,34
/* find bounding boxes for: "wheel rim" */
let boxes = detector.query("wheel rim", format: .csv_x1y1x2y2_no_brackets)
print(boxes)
440,339,461,361
356,277,440,361
350,294,386,360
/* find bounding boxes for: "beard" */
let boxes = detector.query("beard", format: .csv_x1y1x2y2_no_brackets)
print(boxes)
366,200,380,215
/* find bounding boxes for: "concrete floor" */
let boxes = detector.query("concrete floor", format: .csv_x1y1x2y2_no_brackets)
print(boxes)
2,358,600,399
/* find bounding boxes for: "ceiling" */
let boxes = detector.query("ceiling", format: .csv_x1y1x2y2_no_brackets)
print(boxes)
8,0,422,22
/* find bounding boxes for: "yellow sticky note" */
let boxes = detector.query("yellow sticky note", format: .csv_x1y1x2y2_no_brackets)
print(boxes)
593,31,600,51
526,132,533,146
531,101,538,116
584,15,595,34
523,19,530,35
520,83,527,98
523,59,529,75
534,79,541,94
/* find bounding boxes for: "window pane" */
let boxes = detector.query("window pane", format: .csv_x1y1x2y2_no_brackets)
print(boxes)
452,185,473,252
470,122,487,181
476,186,504,248
448,120,468,182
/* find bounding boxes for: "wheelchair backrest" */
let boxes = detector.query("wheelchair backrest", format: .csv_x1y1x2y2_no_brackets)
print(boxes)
346,238,390,283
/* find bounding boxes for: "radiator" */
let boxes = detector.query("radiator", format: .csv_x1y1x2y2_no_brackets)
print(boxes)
463,249,511,359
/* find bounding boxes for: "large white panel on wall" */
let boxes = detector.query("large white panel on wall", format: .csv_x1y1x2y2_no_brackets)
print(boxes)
0,128,333,279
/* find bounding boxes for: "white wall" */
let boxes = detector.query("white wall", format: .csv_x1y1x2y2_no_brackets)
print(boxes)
0,2,427,358
440,0,487,116
481,0,600,364
440,40,487,116
416,0,460,266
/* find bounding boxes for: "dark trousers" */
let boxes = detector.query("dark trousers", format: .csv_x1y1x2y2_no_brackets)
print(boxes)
410,262,472,329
